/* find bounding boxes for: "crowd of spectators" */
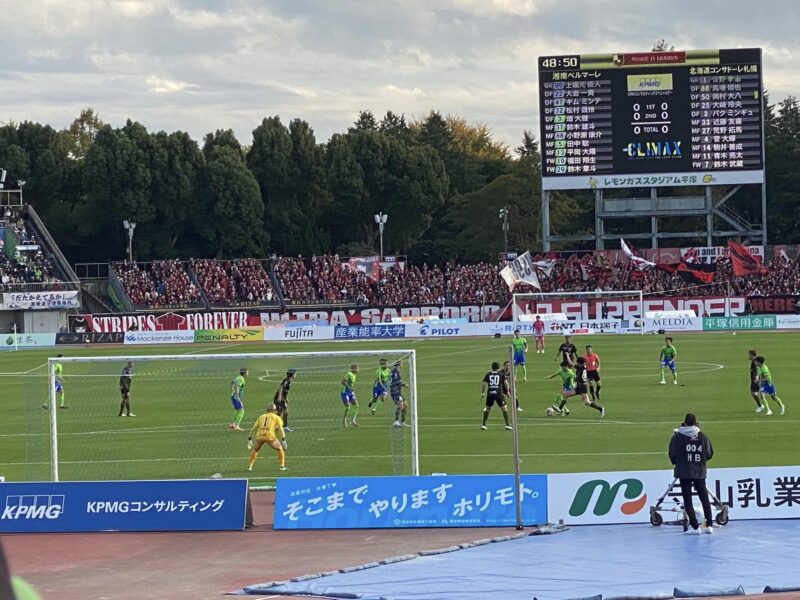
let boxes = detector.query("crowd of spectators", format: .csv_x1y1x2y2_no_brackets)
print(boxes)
274,258,318,303
114,250,800,309
191,258,275,305
0,207,61,287
114,259,202,307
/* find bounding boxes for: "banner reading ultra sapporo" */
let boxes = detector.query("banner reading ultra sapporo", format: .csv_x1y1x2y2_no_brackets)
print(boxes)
548,466,800,525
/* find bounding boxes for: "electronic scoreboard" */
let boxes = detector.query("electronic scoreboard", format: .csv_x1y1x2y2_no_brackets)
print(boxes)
538,48,764,190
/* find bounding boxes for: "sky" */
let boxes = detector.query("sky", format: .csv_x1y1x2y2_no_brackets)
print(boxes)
3,0,799,148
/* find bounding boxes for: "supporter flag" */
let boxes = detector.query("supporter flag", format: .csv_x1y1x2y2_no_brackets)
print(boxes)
532,259,556,277
621,239,655,270
728,240,768,276
676,262,716,285
681,247,700,263
500,251,541,291
779,249,792,264
345,256,382,280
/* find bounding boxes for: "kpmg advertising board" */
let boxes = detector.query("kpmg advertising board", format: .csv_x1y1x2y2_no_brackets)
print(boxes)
71,295,754,332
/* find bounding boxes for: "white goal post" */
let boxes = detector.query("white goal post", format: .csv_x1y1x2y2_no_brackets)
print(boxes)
512,290,645,335
46,350,419,482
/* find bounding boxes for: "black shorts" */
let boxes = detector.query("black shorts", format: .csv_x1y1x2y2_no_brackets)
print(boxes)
274,400,288,411
485,395,507,408
120,386,130,399
750,382,759,393
575,384,588,395
587,370,601,383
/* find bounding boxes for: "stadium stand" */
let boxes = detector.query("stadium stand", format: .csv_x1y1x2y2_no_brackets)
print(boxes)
190,258,276,306
113,259,203,308
108,249,800,310
0,204,75,291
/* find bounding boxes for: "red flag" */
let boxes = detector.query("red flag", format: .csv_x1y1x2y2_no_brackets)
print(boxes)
728,241,767,276
567,253,578,265
656,262,679,274
676,262,716,285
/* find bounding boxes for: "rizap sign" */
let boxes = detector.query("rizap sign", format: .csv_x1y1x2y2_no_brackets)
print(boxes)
3,495,64,520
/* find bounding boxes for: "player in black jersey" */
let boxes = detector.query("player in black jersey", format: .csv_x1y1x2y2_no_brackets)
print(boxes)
274,369,297,431
481,362,512,431
748,350,768,414
555,334,578,364
118,361,134,417
559,356,605,417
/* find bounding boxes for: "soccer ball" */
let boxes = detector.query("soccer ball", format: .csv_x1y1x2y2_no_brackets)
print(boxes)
545,406,555,417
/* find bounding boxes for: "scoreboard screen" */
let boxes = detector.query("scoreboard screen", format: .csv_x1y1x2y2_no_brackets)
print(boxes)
538,48,764,190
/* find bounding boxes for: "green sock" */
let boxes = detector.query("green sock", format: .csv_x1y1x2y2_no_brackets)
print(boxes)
374,399,383,411
59,394,65,407
351,404,360,420
522,365,528,379
234,409,244,426
774,396,784,408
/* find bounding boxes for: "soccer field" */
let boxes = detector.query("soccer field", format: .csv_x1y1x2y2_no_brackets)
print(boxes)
0,332,796,486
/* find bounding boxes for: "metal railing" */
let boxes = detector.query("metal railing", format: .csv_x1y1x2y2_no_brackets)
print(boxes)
0,190,23,208
74,262,111,280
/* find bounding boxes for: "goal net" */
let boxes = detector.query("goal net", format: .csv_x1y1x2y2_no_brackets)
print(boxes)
512,291,645,336
38,350,418,484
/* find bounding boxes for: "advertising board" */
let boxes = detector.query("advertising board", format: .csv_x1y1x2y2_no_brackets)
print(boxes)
0,479,248,533
548,466,800,525
275,474,547,529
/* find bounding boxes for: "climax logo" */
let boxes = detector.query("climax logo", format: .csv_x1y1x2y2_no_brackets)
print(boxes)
568,479,647,517
2,495,64,520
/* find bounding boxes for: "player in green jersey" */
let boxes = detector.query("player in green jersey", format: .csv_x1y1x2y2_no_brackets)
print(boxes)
340,364,360,427
43,354,67,410
369,358,391,415
511,330,529,382
659,337,678,385
545,361,574,415
228,368,248,431
755,357,785,415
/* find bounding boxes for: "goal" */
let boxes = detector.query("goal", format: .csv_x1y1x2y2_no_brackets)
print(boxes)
512,291,645,335
41,350,418,483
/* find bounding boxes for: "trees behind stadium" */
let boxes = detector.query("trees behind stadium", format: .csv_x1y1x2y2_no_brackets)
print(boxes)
1,98,799,263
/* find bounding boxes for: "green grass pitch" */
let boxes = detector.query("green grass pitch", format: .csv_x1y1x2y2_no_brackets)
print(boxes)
0,332,795,486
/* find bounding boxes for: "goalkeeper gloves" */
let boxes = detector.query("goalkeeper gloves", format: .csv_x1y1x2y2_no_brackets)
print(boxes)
281,440,287,450
247,439,253,450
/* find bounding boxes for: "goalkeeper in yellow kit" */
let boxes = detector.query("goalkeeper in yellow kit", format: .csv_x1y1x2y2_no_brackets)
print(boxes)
247,404,288,472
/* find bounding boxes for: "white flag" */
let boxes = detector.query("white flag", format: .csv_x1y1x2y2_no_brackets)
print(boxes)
621,239,655,270
500,251,541,291
532,259,556,277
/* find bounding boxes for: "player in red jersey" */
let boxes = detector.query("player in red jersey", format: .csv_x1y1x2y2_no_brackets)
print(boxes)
584,345,602,402
533,315,545,353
